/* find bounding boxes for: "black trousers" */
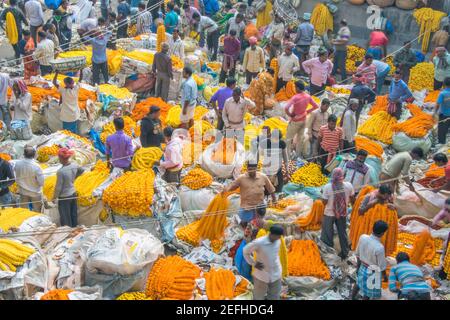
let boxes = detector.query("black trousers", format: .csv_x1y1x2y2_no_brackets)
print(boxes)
92,62,109,85
117,21,128,39
438,114,450,144
58,194,78,227
245,71,258,85
343,140,356,153
12,43,20,59
40,65,53,76
398,291,431,300
434,78,444,90
219,67,236,83
309,83,325,96
217,111,224,131
276,78,287,93
207,29,219,61
318,145,329,171
332,49,347,81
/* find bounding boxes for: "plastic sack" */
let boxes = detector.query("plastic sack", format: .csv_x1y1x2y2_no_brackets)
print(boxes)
392,132,432,153
179,184,221,212
200,140,246,179
86,228,164,276
89,128,105,154
45,0,62,10
365,156,382,185
282,183,323,200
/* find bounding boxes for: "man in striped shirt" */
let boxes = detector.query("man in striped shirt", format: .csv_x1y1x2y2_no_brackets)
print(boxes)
136,2,153,35
318,114,343,171
34,31,55,76
356,54,377,90
388,252,431,300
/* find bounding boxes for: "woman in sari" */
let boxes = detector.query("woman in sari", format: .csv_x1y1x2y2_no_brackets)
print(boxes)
23,32,39,80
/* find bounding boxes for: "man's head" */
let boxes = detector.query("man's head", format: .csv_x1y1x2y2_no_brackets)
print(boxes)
352,73,363,84
226,77,236,89
268,224,284,242
23,146,36,159
61,0,69,9
183,66,193,79
321,98,330,112
284,43,294,56
109,12,117,22
98,17,106,28
355,149,368,164
229,29,237,38
410,147,424,160
340,19,348,27
372,220,389,238
274,15,282,23
295,80,305,93
172,28,180,41
167,2,174,11
437,47,448,58
23,30,31,41
183,2,190,10
138,2,145,11
318,50,328,63
38,31,47,40
9,0,17,6
113,117,125,131
349,98,359,111
444,77,450,88
192,12,201,23
64,77,75,89
302,12,311,22
149,106,161,119
163,126,174,142
261,125,271,138
364,53,373,65
393,70,402,82
58,148,74,164
238,3,247,14
396,252,410,264
433,152,448,167
232,87,242,103
236,13,244,24
246,161,258,178
161,42,170,54
249,36,257,48
327,114,337,130
378,184,392,201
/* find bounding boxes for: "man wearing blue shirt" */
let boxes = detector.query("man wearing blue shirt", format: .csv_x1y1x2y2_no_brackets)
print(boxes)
210,77,236,130
164,2,178,34
117,0,130,38
388,70,413,119
435,77,450,145
180,66,198,129
87,23,111,85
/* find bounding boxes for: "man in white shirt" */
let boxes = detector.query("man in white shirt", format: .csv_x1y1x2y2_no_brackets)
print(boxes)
34,31,55,76
53,70,84,134
243,225,284,300
343,149,371,193
352,220,389,300
14,146,45,212
276,44,300,92
268,14,285,61
226,13,245,37
25,0,44,45
193,12,219,60
222,87,255,141
341,98,358,152
170,28,185,60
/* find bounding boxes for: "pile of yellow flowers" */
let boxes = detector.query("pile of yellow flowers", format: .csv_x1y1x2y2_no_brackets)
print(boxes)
287,240,331,280
181,167,213,190
205,268,250,299
165,105,209,128
98,84,133,100
444,244,450,280
131,147,163,170
192,74,205,87
259,117,289,139
171,55,184,70
37,145,60,162
311,3,333,36
424,90,441,103
116,292,152,300
413,8,447,53
357,111,397,144
270,198,298,211
206,62,221,72
391,232,443,267
103,170,155,217
325,86,351,95
290,162,328,187
0,239,35,272
74,161,110,207
408,62,435,92
0,208,40,232
100,116,137,143
385,56,396,76
43,175,57,200
346,45,366,73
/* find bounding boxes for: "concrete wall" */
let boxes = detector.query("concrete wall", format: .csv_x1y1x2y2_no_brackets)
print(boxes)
294,0,449,53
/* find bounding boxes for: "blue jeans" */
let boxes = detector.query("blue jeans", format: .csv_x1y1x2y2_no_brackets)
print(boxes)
63,121,79,134
376,66,391,95
238,208,255,223
0,191,13,206
332,50,347,81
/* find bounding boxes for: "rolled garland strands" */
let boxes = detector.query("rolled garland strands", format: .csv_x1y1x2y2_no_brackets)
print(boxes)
294,199,325,231
354,136,384,159
413,8,446,53
357,111,397,144
391,104,435,138
311,3,333,36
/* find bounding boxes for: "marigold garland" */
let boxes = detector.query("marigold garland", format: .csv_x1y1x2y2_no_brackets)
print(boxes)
131,97,173,122
0,208,40,232
295,200,325,231
390,232,443,267
181,167,213,190
391,104,435,138
0,239,35,272
424,90,440,103
275,80,296,101
204,268,236,300
311,3,333,36
37,145,60,162
368,95,389,115
287,239,331,280
116,292,152,300
424,163,445,178
74,160,110,206
0,153,11,161
131,147,163,170
410,230,435,265
408,62,435,92
40,289,74,300
357,111,397,144
413,8,446,53
354,136,384,159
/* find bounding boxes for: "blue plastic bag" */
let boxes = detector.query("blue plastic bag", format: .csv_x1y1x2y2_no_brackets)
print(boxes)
45,0,62,10
414,50,425,63
235,240,252,281
89,128,106,154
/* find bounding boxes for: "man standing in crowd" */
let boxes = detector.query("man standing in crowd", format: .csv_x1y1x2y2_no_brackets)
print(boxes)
0,154,14,206
158,126,184,183
242,36,265,85
307,98,330,158
226,13,245,37
164,2,179,34
34,31,55,76
140,106,163,148
388,70,414,119
25,0,44,45
100,0,110,19
225,161,276,227
379,147,424,193
0,0,28,59
181,2,200,35
343,149,371,193
53,71,84,134
340,98,358,152
193,12,219,61
219,29,240,83
393,41,417,84
210,77,236,131
433,47,450,90
136,2,153,35
243,225,284,300
435,77,450,145
357,54,377,90
352,220,389,300
107,12,118,50
373,59,391,94
170,28,185,60
267,14,284,61
117,0,131,39
106,117,134,171
14,146,44,212
153,42,173,102
349,75,376,126
87,24,111,85
321,168,354,260
54,2,73,51
180,66,198,129
0,73,11,129
284,81,319,158
332,19,351,82
318,114,343,170
223,87,255,137
276,44,300,92
53,148,84,228
295,13,314,66
302,49,333,96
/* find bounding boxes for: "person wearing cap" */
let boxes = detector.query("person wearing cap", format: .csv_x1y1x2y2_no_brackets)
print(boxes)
242,36,265,85
219,29,241,84
267,14,285,61
340,98,358,153
276,43,300,92
106,117,134,171
225,161,276,227
302,49,333,96
140,106,163,148
243,224,284,300
53,70,84,134
352,220,389,300
433,47,450,90
393,41,417,84
284,80,319,158
53,148,84,227
331,19,351,81
307,98,330,158
349,74,376,126
295,12,314,64
372,59,391,94
153,42,173,102
356,54,377,90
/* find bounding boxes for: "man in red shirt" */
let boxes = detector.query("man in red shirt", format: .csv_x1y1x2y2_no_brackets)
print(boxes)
367,29,389,60
318,114,343,170
284,81,319,158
